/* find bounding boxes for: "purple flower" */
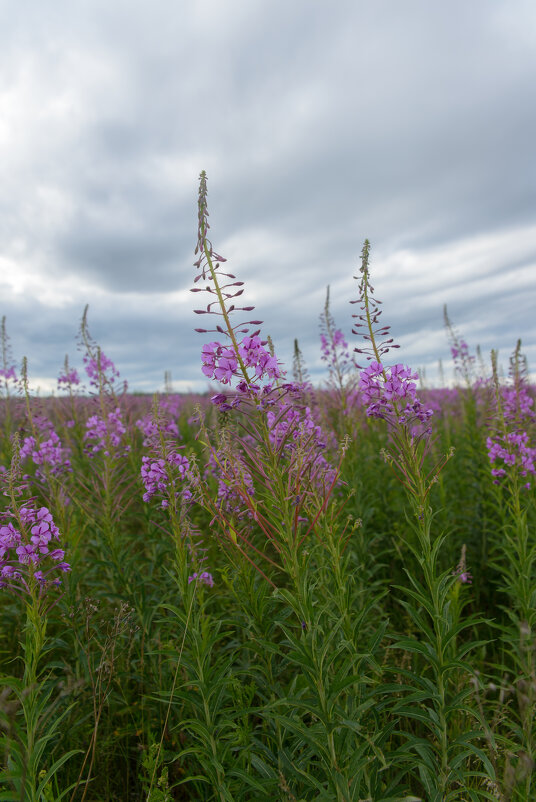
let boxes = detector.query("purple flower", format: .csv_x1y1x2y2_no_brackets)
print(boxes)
214,353,239,383
487,431,536,487
0,366,16,382
0,523,20,556
57,368,81,388
141,451,191,506
136,414,179,446
19,429,71,476
16,542,39,565
205,447,256,518
0,504,69,591
188,571,214,588
201,337,280,390
501,384,534,423
359,361,433,427
201,342,220,378
85,407,128,456
458,571,472,584
238,336,280,381
320,329,351,366
83,351,120,388
451,340,475,373
1,565,20,581
141,457,168,502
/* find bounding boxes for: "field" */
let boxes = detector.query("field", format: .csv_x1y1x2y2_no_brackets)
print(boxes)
0,175,535,801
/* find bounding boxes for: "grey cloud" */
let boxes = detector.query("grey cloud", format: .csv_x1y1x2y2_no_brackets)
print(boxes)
60,224,189,293
1,0,535,391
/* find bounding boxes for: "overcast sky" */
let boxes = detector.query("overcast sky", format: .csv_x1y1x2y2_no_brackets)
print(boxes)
2,0,535,394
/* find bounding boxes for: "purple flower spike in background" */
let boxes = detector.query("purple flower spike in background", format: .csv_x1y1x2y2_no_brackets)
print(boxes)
319,285,357,409
350,242,434,437
85,407,129,457
487,342,536,489
139,397,197,507
78,305,124,393
84,351,120,388
58,368,80,388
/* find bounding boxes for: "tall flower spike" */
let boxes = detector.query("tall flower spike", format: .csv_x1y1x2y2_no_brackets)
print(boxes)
78,306,121,391
1,437,70,592
350,240,399,366
192,171,281,395
506,339,534,424
0,316,17,387
443,304,476,387
319,285,356,401
351,241,433,432
57,354,80,390
292,338,310,386
487,346,536,488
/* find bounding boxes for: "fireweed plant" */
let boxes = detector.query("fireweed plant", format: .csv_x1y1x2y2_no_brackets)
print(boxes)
483,344,536,797
318,286,358,421
177,172,396,801
0,437,77,801
73,308,137,582
0,172,535,800
191,170,343,587
0,317,17,456
351,241,494,800
442,306,495,583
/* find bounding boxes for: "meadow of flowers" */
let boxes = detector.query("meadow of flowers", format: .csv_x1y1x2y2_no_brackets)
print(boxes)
0,172,535,801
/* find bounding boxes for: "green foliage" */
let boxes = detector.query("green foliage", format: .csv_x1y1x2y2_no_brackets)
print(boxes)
0,223,534,799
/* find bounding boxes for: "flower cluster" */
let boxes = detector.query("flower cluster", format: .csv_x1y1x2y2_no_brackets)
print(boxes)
486,431,536,488
19,428,71,476
266,400,327,450
450,340,475,368
487,344,536,489
140,400,212,582
501,384,534,423
84,351,120,388
58,368,80,388
320,329,349,363
188,571,214,588
320,328,356,390
141,451,191,507
319,287,357,406
139,398,194,508
201,336,280,386
265,400,338,495
193,171,282,401
85,408,128,456
443,308,481,389
359,362,433,426
205,447,255,519
0,366,16,382
136,414,179,446
0,505,70,590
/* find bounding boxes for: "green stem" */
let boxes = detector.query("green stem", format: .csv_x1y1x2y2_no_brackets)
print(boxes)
203,242,251,384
